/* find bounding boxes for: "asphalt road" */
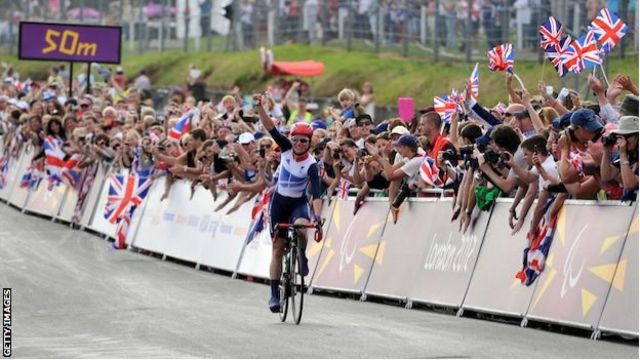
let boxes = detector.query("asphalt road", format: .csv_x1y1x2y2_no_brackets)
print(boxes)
0,203,637,358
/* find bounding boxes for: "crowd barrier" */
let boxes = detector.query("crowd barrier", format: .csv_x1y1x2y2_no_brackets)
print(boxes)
0,145,637,339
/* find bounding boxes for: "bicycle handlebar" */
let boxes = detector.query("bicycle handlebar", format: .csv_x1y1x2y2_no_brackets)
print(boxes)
275,223,318,230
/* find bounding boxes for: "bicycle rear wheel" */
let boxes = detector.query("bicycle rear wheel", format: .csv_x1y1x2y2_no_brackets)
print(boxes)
290,246,304,325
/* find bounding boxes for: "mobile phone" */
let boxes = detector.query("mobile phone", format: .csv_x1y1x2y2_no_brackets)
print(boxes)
259,146,266,158
545,86,554,96
557,88,570,102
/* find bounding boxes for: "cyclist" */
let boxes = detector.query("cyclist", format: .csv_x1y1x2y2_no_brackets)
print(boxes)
255,95,323,313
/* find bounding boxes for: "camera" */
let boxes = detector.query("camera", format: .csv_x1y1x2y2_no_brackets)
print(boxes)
259,146,266,158
332,149,342,160
392,179,411,208
602,132,618,147
483,148,501,164
356,148,369,158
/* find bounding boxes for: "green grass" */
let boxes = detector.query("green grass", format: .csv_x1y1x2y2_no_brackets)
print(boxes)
1,44,637,107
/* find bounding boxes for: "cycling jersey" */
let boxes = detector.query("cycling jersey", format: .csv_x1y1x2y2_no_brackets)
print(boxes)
268,127,321,237
268,128,321,200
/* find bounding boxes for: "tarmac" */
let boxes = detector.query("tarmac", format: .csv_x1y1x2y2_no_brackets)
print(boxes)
0,202,637,358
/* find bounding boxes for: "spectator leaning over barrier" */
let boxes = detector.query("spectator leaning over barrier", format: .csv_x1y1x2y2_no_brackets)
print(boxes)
600,116,639,202
372,134,426,222
556,109,603,199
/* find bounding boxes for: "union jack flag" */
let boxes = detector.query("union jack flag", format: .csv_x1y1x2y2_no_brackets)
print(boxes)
516,193,559,286
104,174,152,224
62,154,82,189
564,31,602,74
433,95,457,123
469,63,479,102
167,111,192,142
539,16,564,50
589,8,628,54
43,136,66,189
20,160,44,189
337,178,351,199
0,153,10,189
247,187,274,243
545,35,572,77
114,209,132,250
487,43,514,73
419,156,443,188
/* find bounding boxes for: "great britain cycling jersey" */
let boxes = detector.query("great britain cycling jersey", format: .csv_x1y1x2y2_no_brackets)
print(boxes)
267,128,321,236
268,128,321,200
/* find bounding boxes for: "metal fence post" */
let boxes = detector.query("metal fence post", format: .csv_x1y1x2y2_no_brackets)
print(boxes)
465,0,471,63
184,1,190,52
375,5,381,53
347,2,352,52
434,0,440,62
402,6,409,57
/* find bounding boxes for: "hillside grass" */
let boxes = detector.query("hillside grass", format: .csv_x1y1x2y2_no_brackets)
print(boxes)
1,44,637,107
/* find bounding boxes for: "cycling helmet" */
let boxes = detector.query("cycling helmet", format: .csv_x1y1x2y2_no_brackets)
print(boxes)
290,122,314,138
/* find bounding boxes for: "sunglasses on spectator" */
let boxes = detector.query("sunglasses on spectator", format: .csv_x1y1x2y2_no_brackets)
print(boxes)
504,112,514,117
358,121,372,127
292,137,310,144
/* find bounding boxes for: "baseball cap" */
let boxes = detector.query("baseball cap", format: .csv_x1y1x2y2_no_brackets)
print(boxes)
355,114,373,125
611,116,639,135
552,112,572,129
390,125,410,136
393,134,419,149
371,121,389,135
311,120,327,130
238,132,255,144
570,108,603,132
253,131,265,140
475,126,495,147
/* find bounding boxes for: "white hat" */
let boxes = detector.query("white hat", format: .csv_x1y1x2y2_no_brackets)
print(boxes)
611,116,639,135
238,132,255,144
390,126,410,135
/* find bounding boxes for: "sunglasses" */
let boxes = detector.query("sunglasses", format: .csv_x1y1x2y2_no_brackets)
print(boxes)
292,137,310,144
504,112,514,118
358,121,372,127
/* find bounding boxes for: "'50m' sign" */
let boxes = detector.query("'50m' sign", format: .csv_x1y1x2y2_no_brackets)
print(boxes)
19,22,121,64
43,29,97,57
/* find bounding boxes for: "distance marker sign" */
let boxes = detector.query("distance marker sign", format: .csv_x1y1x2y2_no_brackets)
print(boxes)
19,22,121,64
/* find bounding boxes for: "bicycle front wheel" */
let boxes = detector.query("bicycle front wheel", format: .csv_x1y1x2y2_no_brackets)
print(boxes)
290,246,305,325
278,272,289,322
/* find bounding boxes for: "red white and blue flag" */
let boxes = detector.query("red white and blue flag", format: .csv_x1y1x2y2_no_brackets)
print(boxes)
62,154,82,189
564,31,602,74
419,156,444,188
469,63,479,102
433,95,457,123
589,8,628,54
539,16,564,50
545,35,572,77
104,174,152,224
20,160,44,190
114,209,132,250
0,153,10,189
337,178,351,199
43,136,66,189
487,43,514,73
516,194,559,286
167,112,192,142
247,187,273,243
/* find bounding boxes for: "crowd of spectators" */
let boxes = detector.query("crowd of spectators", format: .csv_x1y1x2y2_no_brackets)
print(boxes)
0,59,638,241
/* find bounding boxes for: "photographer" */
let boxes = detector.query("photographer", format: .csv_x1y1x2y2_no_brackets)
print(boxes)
326,139,358,200
477,124,524,195
352,134,392,214
556,109,603,199
600,116,639,200
372,134,425,221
